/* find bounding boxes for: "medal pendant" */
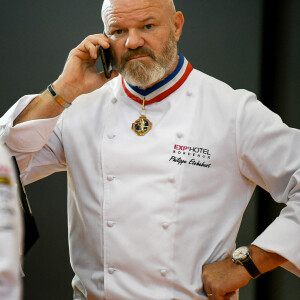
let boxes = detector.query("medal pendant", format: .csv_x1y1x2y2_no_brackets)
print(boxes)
132,115,152,136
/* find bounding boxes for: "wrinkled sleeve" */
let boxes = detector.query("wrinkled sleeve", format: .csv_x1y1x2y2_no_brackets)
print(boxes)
0,95,66,185
236,92,300,276
0,146,22,300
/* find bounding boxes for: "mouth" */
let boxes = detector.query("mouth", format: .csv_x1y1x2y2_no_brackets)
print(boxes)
127,55,150,62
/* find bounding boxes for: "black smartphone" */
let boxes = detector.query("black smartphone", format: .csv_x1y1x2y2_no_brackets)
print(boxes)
99,46,113,79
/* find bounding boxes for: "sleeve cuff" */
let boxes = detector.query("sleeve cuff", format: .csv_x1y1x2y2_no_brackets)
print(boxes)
6,117,61,152
1,94,61,152
252,217,300,274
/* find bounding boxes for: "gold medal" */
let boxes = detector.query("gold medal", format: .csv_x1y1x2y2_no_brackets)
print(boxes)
132,98,152,136
132,115,152,136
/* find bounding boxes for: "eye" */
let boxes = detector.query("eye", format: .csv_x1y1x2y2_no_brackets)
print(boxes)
116,29,123,35
144,24,153,30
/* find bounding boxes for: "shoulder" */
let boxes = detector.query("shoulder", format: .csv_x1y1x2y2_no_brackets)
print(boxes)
185,68,259,120
189,68,257,103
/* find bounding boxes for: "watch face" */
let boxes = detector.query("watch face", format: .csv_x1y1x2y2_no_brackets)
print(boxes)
233,246,249,261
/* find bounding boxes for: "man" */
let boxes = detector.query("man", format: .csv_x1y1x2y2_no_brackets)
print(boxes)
0,144,22,300
0,0,299,299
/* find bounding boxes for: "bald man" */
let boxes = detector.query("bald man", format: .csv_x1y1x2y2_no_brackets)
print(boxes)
1,0,299,299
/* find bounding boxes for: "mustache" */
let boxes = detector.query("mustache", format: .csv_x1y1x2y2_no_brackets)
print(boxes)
121,47,156,63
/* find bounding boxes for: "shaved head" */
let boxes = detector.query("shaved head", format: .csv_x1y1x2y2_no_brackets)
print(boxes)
102,0,176,26
102,0,176,14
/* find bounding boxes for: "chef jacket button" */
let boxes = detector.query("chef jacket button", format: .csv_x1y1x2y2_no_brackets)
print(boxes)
186,91,192,97
160,269,168,277
111,98,117,104
107,133,116,139
162,222,170,229
168,176,175,183
176,132,183,139
107,221,115,227
108,267,115,274
107,175,114,181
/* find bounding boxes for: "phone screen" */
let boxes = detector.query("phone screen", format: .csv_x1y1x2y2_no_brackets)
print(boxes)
99,46,113,79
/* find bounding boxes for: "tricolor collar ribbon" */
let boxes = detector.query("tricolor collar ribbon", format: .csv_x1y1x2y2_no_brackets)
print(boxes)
122,54,193,106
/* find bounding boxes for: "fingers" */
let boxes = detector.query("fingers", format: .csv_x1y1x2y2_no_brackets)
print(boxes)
83,40,99,60
87,70,119,92
224,291,236,299
202,258,251,300
77,34,110,60
204,282,237,299
205,289,236,300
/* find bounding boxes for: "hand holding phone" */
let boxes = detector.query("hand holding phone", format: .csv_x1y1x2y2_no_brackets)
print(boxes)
52,33,116,102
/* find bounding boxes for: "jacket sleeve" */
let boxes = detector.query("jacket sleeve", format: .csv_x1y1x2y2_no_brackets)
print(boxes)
236,92,300,275
0,145,23,300
0,95,66,185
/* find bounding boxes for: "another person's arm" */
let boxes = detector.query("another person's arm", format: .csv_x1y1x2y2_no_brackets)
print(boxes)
0,146,22,300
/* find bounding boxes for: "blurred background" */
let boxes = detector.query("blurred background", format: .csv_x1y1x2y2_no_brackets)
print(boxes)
0,0,299,299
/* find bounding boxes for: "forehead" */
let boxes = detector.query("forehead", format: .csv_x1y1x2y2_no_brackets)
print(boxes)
102,0,166,27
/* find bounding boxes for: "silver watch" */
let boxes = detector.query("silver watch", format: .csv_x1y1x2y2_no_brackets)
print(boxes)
232,246,261,278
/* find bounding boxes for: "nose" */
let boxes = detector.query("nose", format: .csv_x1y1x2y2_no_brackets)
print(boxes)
125,29,145,49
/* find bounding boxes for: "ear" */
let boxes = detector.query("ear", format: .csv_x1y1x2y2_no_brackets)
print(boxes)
172,11,184,42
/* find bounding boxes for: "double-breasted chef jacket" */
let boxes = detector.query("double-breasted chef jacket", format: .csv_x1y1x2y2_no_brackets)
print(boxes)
1,54,299,300
0,144,22,300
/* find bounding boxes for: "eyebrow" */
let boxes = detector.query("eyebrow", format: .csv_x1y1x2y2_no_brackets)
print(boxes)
140,17,156,23
109,17,157,29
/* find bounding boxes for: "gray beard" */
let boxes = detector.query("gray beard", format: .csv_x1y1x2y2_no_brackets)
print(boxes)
122,59,167,89
114,33,178,89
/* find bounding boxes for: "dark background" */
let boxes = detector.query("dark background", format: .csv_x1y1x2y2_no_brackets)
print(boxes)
0,0,299,299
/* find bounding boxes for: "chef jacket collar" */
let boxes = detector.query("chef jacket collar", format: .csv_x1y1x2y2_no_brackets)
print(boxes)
122,54,193,105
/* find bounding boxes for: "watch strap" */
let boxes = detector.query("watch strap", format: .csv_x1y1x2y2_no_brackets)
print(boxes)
242,256,261,279
47,84,72,108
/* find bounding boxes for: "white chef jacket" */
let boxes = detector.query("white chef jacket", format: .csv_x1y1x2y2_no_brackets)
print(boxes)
0,55,299,300
0,144,22,300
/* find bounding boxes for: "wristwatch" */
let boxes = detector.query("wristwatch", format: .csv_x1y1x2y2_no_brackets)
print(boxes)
232,246,261,278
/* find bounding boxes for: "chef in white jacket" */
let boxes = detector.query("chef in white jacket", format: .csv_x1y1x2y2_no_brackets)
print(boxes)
0,144,22,300
0,0,299,299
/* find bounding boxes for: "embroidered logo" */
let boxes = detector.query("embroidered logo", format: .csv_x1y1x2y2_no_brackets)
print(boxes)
169,144,212,168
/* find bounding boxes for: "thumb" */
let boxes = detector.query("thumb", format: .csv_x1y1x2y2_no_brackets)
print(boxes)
109,70,119,80
98,70,119,84
93,70,119,89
